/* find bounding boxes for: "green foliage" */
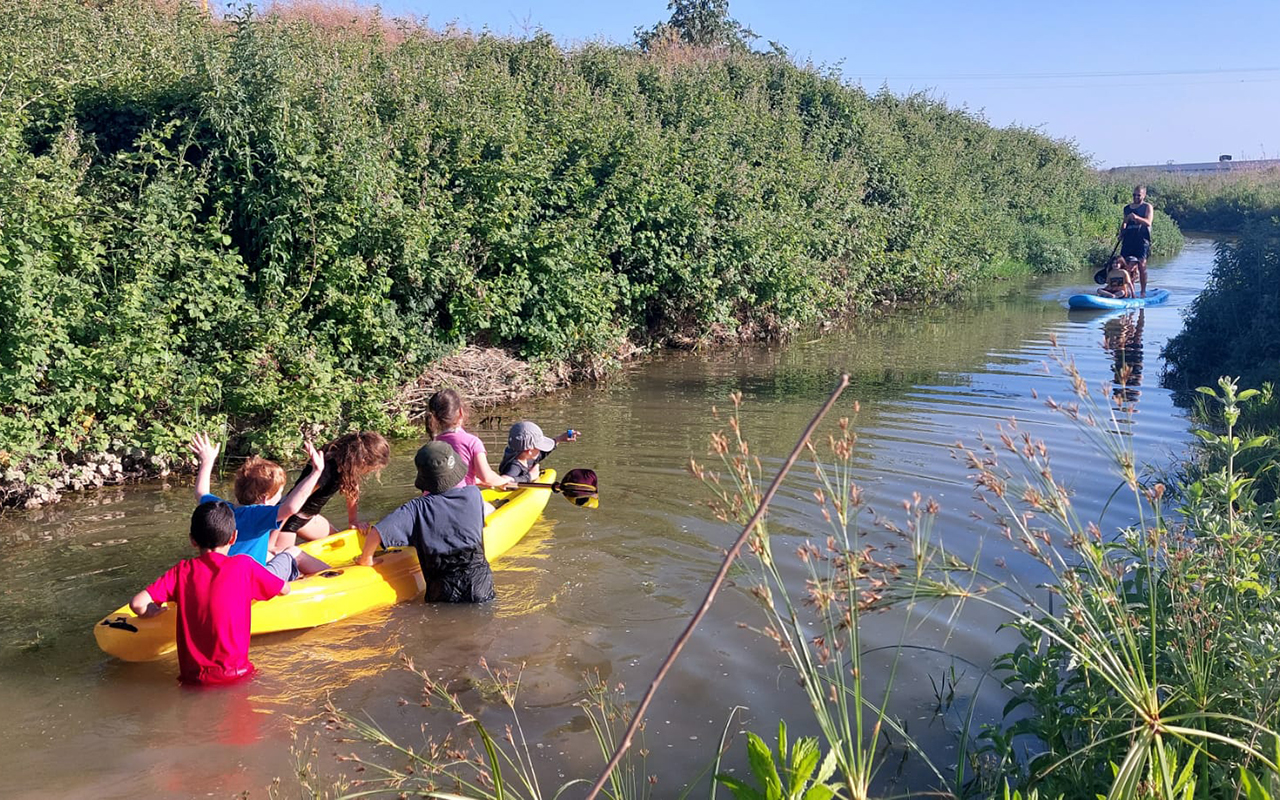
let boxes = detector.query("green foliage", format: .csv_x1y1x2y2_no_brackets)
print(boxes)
1165,221,1280,387
693,366,1280,799
636,0,757,52
1164,218,1280,391
968,377,1280,798
715,721,839,800
1166,218,1280,501
2,0,1131,487
1109,168,1280,232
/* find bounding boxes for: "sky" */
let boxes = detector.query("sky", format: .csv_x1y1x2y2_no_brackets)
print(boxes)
349,0,1280,168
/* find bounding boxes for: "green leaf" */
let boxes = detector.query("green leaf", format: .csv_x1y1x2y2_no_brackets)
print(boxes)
813,747,837,788
787,737,820,792
801,786,835,800
716,774,768,800
1241,767,1273,800
745,732,783,799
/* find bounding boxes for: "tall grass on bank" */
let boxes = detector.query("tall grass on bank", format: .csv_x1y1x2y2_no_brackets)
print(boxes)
693,361,1280,798
1104,167,1280,232
3,0,1134,496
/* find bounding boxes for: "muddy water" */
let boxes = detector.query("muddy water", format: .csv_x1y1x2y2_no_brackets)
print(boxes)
0,239,1214,797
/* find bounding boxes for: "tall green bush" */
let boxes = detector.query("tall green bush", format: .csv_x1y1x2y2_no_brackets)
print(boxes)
0,0,1141,488
1164,218,1280,390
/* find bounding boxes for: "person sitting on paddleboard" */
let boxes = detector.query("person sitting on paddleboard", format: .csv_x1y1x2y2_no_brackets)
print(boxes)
1097,256,1135,299
1118,185,1153,296
355,441,494,603
498,421,579,483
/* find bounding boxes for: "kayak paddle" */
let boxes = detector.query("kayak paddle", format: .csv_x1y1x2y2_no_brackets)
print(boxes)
509,467,599,508
1094,236,1122,285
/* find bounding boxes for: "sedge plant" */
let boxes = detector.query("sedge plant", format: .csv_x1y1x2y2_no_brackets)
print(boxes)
693,354,1280,799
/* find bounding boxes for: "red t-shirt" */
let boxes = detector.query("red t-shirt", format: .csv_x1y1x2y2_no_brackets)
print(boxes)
145,552,285,685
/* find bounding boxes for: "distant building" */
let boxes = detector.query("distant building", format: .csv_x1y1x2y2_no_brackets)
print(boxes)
1107,157,1280,175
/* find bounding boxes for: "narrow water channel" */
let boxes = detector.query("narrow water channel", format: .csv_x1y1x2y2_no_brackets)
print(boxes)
0,238,1215,797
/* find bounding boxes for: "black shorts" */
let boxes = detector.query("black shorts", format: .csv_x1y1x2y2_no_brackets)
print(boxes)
1120,238,1149,261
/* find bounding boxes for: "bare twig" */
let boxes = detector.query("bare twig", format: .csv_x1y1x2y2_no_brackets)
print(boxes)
583,373,851,800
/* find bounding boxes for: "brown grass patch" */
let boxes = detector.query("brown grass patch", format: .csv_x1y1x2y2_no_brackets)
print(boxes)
394,346,571,422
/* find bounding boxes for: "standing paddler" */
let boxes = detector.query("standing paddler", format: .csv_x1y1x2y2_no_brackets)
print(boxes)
1119,184,1153,297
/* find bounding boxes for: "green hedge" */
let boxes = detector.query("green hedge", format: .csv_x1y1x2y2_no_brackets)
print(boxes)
0,0,1145,479
1164,218,1280,390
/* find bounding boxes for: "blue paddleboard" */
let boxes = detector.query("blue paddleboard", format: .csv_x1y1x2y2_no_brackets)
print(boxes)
1067,288,1170,310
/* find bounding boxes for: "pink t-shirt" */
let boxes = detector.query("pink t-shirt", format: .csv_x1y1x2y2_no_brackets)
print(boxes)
434,429,486,488
145,552,285,685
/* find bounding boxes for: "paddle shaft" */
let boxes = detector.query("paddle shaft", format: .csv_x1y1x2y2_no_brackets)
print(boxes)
515,480,598,496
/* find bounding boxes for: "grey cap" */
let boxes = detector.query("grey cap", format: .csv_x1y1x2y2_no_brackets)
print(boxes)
414,441,468,494
507,421,556,453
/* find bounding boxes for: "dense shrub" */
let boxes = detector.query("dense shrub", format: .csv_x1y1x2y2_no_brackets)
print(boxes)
0,0,1145,487
1163,218,1280,390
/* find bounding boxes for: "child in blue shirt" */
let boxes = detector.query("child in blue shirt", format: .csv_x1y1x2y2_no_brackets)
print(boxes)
189,433,329,580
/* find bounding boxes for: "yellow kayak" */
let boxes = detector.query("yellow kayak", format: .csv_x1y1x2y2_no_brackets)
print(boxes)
94,471,554,662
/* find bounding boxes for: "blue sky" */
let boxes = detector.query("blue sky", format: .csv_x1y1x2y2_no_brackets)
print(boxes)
346,0,1280,167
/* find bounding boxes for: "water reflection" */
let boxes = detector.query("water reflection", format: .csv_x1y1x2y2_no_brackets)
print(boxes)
1103,310,1146,407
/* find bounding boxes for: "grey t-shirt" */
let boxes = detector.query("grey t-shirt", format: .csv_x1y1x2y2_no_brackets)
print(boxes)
374,486,493,603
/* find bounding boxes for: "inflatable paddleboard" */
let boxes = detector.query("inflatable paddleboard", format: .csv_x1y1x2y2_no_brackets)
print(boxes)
1067,288,1169,310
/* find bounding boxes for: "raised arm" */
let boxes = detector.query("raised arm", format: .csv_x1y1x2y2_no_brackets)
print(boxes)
276,441,326,523
188,432,221,502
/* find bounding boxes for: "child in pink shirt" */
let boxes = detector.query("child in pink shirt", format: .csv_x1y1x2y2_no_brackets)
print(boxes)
129,500,291,685
427,389,516,491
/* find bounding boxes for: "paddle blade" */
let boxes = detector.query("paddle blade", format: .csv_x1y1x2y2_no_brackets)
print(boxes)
560,468,598,508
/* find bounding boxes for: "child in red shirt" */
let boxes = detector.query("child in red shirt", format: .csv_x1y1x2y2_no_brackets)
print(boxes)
130,501,291,685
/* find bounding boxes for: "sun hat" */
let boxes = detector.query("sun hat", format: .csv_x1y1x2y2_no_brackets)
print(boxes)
414,441,468,494
507,421,556,453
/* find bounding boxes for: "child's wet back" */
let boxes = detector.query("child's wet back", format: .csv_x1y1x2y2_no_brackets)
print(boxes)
357,441,494,603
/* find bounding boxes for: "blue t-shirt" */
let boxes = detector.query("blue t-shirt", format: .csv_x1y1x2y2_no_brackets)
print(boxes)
200,493,280,565
374,486,493,603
